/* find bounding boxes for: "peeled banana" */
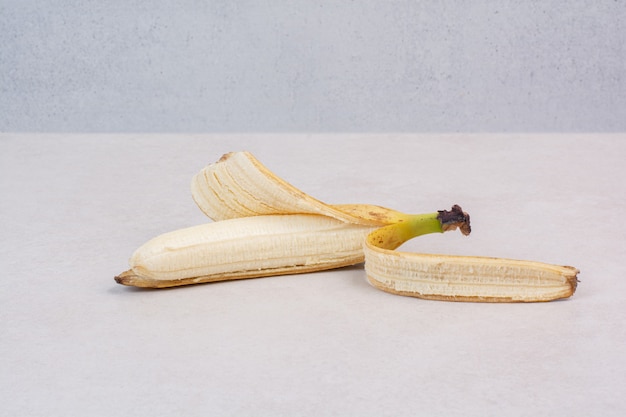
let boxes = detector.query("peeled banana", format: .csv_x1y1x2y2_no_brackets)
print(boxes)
116,214,377,288
115,151,579,302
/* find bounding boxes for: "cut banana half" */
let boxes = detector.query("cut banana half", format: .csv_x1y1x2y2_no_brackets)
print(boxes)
116,151,579,302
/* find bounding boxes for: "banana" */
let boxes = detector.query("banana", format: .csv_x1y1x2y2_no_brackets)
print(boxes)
363,206,579,302
115,214,377,288
116,151,580,302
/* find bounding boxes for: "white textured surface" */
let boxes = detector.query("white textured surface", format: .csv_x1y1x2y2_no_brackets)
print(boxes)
1,133,625,416
2,1,625,132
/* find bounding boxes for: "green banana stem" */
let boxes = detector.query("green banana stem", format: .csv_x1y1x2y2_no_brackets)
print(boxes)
366,205,471,250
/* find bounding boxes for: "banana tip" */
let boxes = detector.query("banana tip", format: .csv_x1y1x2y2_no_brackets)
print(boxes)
114,270,135,286
566,267,580,295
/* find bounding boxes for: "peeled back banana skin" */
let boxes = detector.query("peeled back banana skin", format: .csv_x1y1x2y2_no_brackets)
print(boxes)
115,214,377,288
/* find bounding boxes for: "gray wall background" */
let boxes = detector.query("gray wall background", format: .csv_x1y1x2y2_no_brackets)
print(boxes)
2,0,625,132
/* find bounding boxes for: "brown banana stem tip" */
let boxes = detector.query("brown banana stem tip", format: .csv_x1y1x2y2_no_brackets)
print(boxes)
438,205,471,236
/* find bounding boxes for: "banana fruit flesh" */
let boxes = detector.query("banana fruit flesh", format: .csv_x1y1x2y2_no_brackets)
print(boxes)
116,151,579,302
116,214,376,288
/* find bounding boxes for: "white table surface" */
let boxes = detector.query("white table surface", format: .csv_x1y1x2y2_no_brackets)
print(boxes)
1,133,624,417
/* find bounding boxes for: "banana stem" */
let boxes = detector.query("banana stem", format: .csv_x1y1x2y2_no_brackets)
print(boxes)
437,204,471,236
366,205,471,251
